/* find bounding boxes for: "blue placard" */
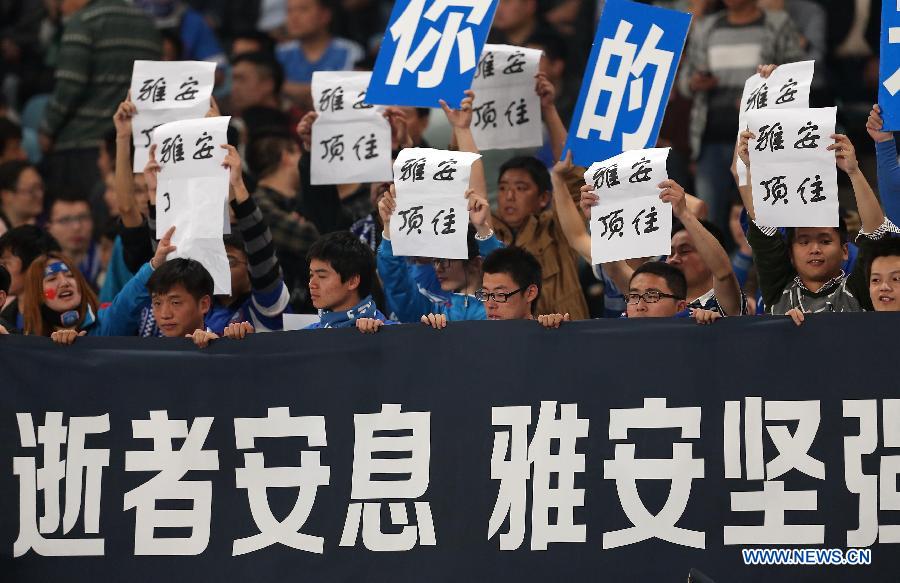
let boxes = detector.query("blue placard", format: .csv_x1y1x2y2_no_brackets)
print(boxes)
366,0,499,108
880,0,900,130
563,0,690,167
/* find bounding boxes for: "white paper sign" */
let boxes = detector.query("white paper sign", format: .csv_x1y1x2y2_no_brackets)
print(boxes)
390,148,482,259
153,116,232,295
585,147,672,264
736,60,815,185
282,313,321,330
747,107,838,228
130,60,216,171
470,45,543,151
311,71,392,185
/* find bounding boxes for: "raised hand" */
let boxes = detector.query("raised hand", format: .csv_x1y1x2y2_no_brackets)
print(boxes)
295,111,318,153
113,93,137,139
151,226,177,269
866,104,893,144
378,183,397,237
439,89,475,130
658,179,689,219
828,134,860,176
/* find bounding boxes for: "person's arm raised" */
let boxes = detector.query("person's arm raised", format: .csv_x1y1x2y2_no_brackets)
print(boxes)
868,104,900,225
536,72,566,162
830,134,885,234
113,95,144,228
440,90,487,198
550,152,591,261
660,179,743,315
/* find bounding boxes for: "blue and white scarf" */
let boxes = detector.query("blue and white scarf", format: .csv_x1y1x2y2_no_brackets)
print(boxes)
318,296,379,329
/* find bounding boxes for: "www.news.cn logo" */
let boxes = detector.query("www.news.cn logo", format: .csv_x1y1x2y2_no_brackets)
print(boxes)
742,548,872,566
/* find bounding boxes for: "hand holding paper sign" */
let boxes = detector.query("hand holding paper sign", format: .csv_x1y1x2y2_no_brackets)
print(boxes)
220,144,249,204
379,184,397,239
658,179,688,219
143,143,160,206
535,72,556,111
296,111,317,153
867,105,894,143
439,89,474,130
384,108,413,151
828,134,860,176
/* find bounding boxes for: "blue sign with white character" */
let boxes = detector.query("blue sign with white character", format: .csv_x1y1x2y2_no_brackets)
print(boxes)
366,0,499,108
563,0,690,167
880,0,900,130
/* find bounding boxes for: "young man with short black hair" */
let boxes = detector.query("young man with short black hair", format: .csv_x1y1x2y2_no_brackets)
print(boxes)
230,51,285,115
478,246,543,320
625,262,688,319
305,231,393,331
147,257,214,338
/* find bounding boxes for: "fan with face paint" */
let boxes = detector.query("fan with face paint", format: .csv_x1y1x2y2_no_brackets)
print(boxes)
21,252,99,337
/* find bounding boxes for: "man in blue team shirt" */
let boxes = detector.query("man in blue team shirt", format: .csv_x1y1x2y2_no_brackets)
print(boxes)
276,0,364,110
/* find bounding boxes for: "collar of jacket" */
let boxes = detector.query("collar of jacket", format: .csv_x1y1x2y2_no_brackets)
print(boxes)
791,270,846,296
492,210,554,249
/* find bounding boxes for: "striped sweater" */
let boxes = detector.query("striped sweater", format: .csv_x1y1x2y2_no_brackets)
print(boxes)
139,196,290,336
41,0,161,151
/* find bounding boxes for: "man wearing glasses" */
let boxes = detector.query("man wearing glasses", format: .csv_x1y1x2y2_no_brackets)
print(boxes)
625,262,688,318
478,247,543,321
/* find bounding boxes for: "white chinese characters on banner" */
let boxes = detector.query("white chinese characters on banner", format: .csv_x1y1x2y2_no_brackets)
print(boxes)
470,45,543,150
723,398,825,545
843,399,900,547
233,407,330,556
130,60,215,171
488,401,589,550
339,404,435,551
153,116,232,295
311,72,393,185
585,147,671,264
604,398,705,549
13,413,110,557
390,147,481,259
735,60,815,185
746,107,838,228
123,411,220,555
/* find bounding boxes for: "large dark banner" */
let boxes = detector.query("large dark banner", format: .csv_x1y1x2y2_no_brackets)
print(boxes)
2,315,899,582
